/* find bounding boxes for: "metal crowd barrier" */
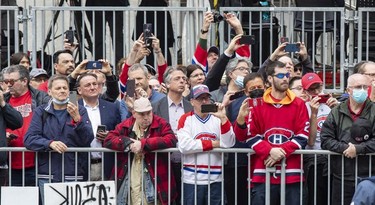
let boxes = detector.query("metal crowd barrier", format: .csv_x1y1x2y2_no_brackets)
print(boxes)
219,6,346,93
1,147,375,205
0,5,373,92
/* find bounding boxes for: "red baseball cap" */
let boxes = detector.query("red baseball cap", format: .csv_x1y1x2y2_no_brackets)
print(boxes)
301,73,323,90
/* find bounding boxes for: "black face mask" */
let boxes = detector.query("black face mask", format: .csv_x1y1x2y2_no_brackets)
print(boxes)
249,89,264,98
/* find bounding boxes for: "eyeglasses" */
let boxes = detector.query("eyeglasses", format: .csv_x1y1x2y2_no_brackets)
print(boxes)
3,78,22,85
273,73,290,79
234,67,250,72
348,85,369,90
190,73,205,79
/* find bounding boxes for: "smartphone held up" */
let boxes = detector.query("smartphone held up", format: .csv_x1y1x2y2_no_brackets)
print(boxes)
65,28,74,45
86,61,102,70
239,35,256,45
317,94,330,104
201,104,218,113
143,23,153,46
126,79,136,97
69,91,78,106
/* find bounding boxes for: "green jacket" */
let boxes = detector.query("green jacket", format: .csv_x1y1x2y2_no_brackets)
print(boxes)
321,99,375,180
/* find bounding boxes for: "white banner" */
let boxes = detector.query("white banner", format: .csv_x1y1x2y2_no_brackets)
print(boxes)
44,181,116,205
1,187,39,205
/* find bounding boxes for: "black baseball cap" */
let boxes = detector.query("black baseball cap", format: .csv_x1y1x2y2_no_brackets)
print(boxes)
350,117,372,142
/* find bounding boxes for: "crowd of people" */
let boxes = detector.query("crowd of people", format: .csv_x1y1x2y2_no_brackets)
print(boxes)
0,8,374,205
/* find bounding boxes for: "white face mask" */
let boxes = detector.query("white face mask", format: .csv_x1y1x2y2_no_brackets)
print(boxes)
52,97,69,105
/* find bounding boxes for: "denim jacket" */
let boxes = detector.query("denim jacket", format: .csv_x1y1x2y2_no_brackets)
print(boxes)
117,161,156,205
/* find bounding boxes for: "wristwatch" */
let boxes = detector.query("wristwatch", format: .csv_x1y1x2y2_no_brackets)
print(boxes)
200,29,209,34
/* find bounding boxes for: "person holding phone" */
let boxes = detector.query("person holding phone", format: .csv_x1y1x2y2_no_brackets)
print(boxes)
119,33,168,99
192,12,250,74
0,83,23,189
257,40,314,83
76,73,121,181
119,63,165,120
68,58,119,103
234,61,309,205
2,65,50,187
301,72,339,205
177,84,235,205
24,74,94,204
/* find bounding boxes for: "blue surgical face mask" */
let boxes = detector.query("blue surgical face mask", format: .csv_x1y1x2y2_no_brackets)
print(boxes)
234,75,244,89
52,97,69,105
352,88,368,103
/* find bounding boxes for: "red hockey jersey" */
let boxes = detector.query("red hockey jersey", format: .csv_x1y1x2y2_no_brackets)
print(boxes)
234,88,309,184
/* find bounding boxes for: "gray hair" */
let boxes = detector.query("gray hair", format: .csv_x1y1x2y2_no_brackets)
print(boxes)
225,57,253,80
127,63,149,77
3,65,30,83
163,65,187,85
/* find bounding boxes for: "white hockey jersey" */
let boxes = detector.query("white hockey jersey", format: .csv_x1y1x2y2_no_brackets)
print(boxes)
177,111,235,185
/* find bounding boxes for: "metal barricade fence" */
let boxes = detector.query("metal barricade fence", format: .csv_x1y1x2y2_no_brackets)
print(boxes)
0,5,372,92
356,8,375,63
28,6,207,75
1,147,375,205
219,6,346,93
0,6,20,68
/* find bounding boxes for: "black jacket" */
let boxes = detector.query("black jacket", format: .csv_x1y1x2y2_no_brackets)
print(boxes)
321,99,375,180
4,86,50,110
0,103,23,165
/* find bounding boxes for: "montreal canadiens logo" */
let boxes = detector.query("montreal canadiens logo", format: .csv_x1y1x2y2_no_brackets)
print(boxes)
265,128,293,144
195,132,218,140
317,115,327,131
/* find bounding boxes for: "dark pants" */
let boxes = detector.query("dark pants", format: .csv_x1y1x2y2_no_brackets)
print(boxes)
183,182,223,205
10,167,36,186
172,162,181,205
305,165,329,205
0,168,8,198
224,166,249,205
331,177,355,205
251,182,301,205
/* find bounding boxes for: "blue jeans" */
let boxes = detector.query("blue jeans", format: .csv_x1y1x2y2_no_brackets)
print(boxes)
251,182,301,205
183,182,223,205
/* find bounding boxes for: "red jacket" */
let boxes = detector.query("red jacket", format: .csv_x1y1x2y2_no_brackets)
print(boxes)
104,114,177,205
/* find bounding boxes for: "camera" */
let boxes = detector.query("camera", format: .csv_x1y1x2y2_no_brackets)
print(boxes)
212,11,224,23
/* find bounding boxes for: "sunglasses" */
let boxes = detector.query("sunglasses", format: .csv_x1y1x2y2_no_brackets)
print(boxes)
294,67,302,72
273,73,290,79
3,78,22,85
